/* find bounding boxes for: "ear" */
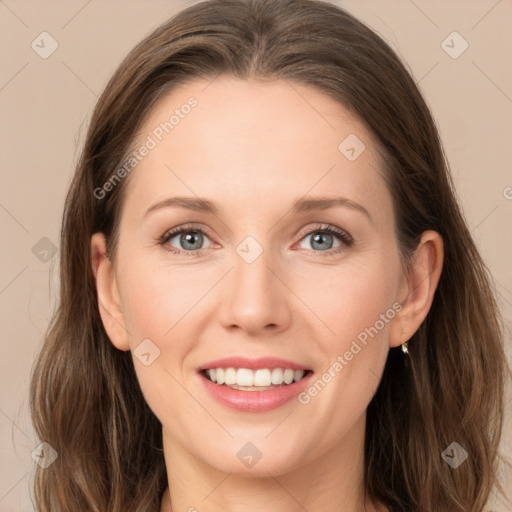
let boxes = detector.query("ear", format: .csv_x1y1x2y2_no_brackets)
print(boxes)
389,230,444,348
91,232,130,351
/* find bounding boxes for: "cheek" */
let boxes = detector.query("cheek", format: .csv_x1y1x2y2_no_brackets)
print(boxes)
306,256,399,348
119,256,207,342
296,264,398,438
119,240,400,356
118,260,201,426
314,253,399,402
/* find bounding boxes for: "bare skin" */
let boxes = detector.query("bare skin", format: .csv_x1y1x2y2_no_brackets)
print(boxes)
91,76,443,512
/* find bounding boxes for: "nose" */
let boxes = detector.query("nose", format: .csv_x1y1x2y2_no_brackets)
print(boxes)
218,242,292,336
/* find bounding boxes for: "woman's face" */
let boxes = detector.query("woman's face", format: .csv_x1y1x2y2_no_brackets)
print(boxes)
96,76,411,476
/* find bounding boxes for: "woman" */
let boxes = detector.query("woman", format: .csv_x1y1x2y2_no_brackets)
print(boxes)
29,0,510,510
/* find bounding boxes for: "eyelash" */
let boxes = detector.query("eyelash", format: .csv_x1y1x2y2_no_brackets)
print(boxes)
159,223,354,258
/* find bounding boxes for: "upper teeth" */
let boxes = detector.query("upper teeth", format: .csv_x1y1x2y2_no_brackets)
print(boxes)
206,368,305,386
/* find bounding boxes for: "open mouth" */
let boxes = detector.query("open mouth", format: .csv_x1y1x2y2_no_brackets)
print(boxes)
200,367,314,391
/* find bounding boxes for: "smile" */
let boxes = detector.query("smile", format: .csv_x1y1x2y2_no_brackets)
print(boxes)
197,357,314,412
202,367,311,390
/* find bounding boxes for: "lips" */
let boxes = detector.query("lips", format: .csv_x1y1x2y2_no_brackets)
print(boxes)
197,356,314,412
198,356,311,372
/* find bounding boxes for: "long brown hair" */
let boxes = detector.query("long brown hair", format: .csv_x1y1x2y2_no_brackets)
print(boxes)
29,0,511,510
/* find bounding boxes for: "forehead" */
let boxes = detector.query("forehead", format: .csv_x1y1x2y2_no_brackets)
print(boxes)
120,75,391,223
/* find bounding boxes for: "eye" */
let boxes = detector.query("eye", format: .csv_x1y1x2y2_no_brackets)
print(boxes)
296,223,353,255
159,222,353,257
159,224,214,256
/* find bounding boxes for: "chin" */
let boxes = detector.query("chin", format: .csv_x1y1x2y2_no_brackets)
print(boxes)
199,438,310,477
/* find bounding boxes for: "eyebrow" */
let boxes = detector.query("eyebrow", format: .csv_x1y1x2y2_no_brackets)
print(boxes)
143,195,373,223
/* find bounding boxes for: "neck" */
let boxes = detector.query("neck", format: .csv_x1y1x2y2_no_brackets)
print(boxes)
160,413,383,512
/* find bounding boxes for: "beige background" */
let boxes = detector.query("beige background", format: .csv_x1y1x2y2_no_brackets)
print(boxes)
1,0,511,510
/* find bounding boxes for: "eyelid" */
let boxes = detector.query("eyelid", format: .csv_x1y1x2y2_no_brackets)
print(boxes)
159,222,353,256
295,223,353,247
160,222,214,241
159,223,215,255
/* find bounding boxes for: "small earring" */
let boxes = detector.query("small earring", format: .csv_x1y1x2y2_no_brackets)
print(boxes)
401,340,409,354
